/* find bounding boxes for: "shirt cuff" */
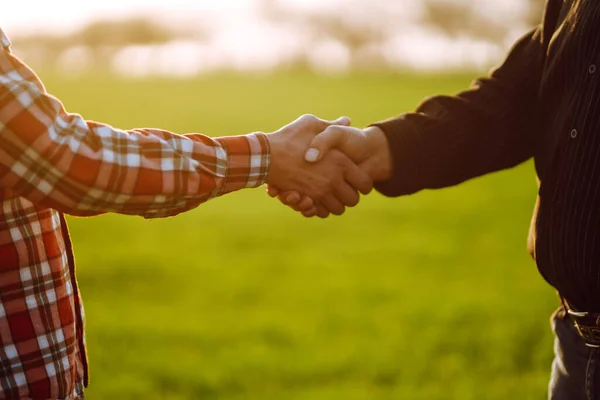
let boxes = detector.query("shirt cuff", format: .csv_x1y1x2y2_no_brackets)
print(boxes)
369,115,423,197
214,132,270,194
0,28,11,50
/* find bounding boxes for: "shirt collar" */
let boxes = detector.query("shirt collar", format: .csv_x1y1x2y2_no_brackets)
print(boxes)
0,27,11,49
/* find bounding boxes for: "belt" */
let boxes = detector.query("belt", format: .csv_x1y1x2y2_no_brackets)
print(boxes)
562,298,600,348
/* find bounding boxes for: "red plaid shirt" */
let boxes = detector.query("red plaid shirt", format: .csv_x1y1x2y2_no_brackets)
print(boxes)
0,28,270,399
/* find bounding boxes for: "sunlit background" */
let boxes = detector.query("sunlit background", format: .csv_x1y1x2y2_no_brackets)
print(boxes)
5,0,541,75
3,1,558,399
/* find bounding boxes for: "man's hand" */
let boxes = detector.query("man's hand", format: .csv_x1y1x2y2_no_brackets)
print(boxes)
265,115,373,217
305,125,392,181
268,125,393,217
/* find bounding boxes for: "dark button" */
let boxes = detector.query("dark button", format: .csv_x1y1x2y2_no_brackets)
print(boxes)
570,129,578,138
590,64,597,74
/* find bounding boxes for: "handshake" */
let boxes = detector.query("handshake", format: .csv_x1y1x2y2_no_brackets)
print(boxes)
265,114,392,218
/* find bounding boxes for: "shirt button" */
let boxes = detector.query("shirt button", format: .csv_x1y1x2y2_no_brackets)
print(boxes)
570,129,578,138
590,64,597,74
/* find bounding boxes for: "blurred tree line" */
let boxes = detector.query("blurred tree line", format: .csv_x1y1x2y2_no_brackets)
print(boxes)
12,18,204,70
259,0,545,69
12,0,546,73
422,0,545,42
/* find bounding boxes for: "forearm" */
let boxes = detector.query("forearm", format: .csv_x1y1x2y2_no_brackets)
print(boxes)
0,112,270,218
0,50,269,218
372,27,544,197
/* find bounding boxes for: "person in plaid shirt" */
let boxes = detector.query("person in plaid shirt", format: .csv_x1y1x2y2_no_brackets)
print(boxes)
0,27,372,399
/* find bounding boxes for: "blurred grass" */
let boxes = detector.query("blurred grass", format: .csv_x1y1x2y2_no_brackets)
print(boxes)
41,71,557,399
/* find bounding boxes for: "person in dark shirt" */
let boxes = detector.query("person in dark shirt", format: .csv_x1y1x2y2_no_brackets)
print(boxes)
271,1,600,398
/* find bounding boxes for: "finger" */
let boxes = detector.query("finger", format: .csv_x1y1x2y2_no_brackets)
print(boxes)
344,162,373,195
267,185,280,198
328,116,351,127
276,191,301,206
316,204,331,219
298,114,351,133
285,192,301,205
334,183,360,208
314,115,351,130
320,194,345,216
304,126,350,163
302,206,319,218
295,196,315,211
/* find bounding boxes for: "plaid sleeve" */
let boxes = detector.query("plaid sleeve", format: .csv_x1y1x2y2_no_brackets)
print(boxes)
0,44,270,219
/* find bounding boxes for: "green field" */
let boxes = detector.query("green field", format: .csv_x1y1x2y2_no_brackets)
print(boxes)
42,71,558,399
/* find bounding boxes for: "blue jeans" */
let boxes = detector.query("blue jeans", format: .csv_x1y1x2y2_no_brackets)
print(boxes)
549,306,600,399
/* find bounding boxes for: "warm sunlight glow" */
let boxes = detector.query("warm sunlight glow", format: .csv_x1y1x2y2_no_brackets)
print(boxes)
2,1,530,75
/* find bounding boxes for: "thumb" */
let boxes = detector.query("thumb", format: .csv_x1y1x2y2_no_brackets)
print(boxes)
304,126,348,163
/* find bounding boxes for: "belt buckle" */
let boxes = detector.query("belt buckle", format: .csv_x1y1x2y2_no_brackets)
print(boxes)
568,309,600,348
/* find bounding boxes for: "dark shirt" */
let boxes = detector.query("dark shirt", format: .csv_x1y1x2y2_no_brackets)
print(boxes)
372,0,600,311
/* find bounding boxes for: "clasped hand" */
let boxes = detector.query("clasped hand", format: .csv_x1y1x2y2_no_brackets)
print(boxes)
265,114,391,218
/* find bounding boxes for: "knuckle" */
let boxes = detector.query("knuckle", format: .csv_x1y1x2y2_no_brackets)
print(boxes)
324,125,338,135
327,179,339,190
300,114,316,124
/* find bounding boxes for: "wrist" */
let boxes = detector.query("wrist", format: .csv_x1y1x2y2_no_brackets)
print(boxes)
363,126,392,181
264,130,300,186
264,132,282,185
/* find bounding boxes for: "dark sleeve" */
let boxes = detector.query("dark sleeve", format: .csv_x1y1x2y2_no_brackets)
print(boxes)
372,27,545,197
